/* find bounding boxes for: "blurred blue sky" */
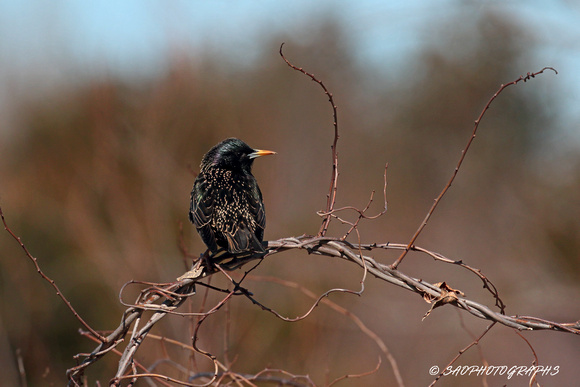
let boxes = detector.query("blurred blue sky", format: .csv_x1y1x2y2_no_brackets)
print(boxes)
1,0,579,141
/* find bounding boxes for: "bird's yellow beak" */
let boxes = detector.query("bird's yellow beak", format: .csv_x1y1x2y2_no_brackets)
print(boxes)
249,149,277,159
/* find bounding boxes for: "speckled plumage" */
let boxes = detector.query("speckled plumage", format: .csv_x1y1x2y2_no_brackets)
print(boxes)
189,138,275,255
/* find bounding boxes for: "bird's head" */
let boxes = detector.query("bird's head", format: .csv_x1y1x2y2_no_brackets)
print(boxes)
202,138,276,173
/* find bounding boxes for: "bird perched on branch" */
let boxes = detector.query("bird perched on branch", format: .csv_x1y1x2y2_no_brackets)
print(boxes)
189,138,276,256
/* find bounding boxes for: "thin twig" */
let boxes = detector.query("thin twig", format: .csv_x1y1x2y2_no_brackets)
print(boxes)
391,67,558,269
514,330,540,386
250,275,404,387
328,357,382,387
0,206,106,343
279,43,340,237
429,322,496,386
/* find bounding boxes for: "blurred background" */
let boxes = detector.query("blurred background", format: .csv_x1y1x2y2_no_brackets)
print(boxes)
0,0,579,385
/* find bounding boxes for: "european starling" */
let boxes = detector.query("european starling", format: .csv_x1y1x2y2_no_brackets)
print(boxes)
189,138,276,255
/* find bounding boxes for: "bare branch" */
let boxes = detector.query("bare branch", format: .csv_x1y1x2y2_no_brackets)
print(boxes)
267,237,579,333
279,43,340,237
0,206,107,343
391,67,558,269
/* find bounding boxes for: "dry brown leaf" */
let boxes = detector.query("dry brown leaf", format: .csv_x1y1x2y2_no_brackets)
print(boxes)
422,282,465,320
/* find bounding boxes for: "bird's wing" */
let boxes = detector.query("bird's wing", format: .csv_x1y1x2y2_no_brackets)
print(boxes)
189,176,218,252
247,182,267,250
223,181,266,254
249,183,266,232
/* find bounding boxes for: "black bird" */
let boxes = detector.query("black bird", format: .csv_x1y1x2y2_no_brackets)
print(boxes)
189,138,276,255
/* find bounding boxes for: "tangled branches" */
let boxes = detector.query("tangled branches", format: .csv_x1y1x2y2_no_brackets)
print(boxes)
56,234,578,385
2,45,574,387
